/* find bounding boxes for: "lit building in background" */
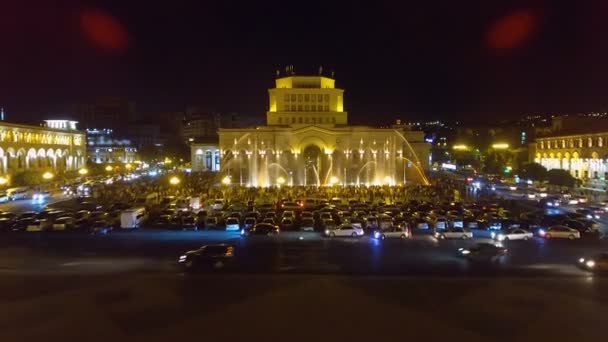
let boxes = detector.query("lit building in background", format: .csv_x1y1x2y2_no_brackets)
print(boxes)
532,132,608,182
190,143,221,172
0,120,85,180
213,70,431,186
530,115,608,186
86,128,138,164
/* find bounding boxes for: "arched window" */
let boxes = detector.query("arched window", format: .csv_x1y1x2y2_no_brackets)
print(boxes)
298,117,303,124
291,117,296,124
332,117,336,124
588,137,593,147
599,137,603,147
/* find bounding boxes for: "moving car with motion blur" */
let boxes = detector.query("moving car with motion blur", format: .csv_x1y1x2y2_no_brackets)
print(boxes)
578,253,608,272
539,225,581,240
492,228,533,242
178,244,234,272
325,224,364,237
242,222,279,236
459,243,508,263
373,225,410,240
434,228,473,240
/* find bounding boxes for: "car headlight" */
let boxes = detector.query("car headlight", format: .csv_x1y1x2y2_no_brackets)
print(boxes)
240,229,245,235
586,260,595,268
374,231,380,238
497,234,505,241
595,215,600,219
587,215,592,219
325,229,330,235
178,255,187,262
538,229,545,236
491,232,496,238
461,250,470,255
579,258,585,263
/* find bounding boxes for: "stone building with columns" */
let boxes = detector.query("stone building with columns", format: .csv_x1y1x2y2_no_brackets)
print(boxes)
216,74,430,187
0,120,86,182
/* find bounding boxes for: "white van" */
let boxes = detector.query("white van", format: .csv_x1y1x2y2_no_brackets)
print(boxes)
120,207,146,229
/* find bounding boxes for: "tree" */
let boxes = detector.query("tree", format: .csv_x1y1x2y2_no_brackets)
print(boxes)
546,169,576,188
519,162,547,181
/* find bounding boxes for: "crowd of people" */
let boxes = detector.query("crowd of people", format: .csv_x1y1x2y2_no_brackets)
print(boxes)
86,171,470,207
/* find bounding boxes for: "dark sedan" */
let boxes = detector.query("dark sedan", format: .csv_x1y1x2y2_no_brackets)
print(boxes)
178,244,235,272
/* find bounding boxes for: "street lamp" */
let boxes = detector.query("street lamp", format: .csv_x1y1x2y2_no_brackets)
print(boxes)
0,176,8,185
105,165,113,172
222,176,231,185
125,163,132,170
78,168,88,175
42,172,54,180
491,143,510,150
169,176,180,185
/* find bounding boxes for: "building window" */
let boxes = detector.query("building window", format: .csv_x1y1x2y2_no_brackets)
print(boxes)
588,138,593,147
312,117,316,124
298,117,303,124
304,94,309,101
324,105,329,111
298,94,303,102
305,117,309,123
332,117,336,124
291,94,296,101
594,171,599,179
215,151,220,171
205,151,212,170
284,105,289,111
575,170,579,178
561,139,565,148
284,94,290,102
291,105,296,111
292,117,296,124
540,141,544,149
298,105,302,111
599,137,603,147
324,94,329,102
318,95,323,102
311,94,316,101
578,138,583,148
325,117,330,123
304,105,309,111
278,117,282,124
568,140,574,148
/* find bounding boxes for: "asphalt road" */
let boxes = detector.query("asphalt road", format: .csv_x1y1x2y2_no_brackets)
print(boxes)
1,230,606,277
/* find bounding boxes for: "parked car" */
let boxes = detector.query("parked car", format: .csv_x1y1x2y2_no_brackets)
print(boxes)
540,226,581,240
434,228,473,240
300,217,315,231
373,225,410,240
243,223,279,236
225,217,240,231
325,224,364,237
492,228,533,241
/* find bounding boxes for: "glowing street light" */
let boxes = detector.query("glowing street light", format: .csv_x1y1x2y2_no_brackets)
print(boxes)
383,176,394,185
329,176,339,186
491,143,510,150
125,163,133,170
0,176,8,185
42,172,54,180
169,176,180,185
78,168,88,175
453,144,469,151
222,176,231,185
277,176,286,186
105,165,113,172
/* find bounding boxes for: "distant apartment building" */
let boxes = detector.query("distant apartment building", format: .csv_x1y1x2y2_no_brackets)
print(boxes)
86,128,137,164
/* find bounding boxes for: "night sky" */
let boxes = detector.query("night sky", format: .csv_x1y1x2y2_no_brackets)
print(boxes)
2,0,608,125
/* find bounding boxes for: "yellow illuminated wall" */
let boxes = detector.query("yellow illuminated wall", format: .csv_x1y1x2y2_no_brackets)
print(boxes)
267,76,347,126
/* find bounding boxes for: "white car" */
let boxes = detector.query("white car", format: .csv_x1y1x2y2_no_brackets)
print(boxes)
325,224,364,237
373,226,410,240
225,218,240,231
435,228,473,240
492,228,533,241
540,225,581,240
211,200,225,211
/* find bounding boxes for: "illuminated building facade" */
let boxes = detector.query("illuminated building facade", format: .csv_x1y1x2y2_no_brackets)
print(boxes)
531,132,608,181
86,128,138,164
0,120,86,179
216,74,431,186
191,143,221,172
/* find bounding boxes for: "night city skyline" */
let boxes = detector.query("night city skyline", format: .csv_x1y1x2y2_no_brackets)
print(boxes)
2,1,608,124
